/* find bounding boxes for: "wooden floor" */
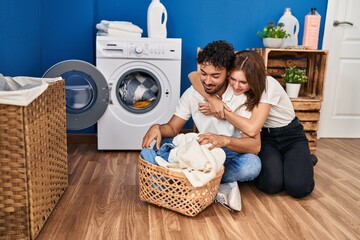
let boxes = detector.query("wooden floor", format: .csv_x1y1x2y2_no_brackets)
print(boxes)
36,138,360,240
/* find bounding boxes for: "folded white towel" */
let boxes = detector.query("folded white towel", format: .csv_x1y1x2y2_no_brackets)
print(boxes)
100,20,143,33
101,20,132,26
96,23,108,32
107,29,142,38
97,30,141,38
96,25,142,38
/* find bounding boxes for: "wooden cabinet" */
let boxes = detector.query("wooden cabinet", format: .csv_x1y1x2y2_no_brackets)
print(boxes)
254,48,328,152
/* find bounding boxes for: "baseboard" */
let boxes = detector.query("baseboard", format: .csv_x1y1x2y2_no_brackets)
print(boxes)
67,134,97,144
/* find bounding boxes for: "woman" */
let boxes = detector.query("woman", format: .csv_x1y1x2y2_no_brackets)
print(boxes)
189,50,315,198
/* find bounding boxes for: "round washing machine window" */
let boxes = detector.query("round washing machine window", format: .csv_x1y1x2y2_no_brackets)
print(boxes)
115,69,162,114
43,60,109,130
62,70,96,113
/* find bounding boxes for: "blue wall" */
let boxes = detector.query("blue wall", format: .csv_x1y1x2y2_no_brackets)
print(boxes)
0,0,328,131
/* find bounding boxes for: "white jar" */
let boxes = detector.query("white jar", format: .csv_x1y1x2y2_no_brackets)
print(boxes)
147,0,167,38
278,8,300,48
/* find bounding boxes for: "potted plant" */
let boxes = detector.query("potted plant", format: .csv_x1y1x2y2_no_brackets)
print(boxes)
282,66,308,98
257,21,290,48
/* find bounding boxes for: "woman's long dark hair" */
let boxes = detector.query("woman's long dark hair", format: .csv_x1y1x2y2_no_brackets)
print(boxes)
230,50,266,111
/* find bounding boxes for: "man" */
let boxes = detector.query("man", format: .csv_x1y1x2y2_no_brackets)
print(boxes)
142,40,261,183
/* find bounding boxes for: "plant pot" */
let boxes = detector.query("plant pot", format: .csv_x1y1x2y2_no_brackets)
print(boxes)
263,38,283,48
286,83,301,98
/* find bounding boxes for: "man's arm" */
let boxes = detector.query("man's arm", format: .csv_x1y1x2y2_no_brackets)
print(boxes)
142,115,187,149
197,132,261,155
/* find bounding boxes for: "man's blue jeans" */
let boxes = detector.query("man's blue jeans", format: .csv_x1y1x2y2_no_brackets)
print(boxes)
221,148,261,183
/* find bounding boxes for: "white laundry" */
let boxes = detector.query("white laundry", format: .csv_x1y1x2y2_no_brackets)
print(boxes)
97,28,142,38
172,132,199,148
100,20,143,33
96,20,143,37
107,29,141,37
154,156,181,172
155,133,226,187
0,74,62,106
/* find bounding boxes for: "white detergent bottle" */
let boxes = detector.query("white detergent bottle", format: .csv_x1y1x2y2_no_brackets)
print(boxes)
278,8,300,48
147,0,167,38
302,8,321,49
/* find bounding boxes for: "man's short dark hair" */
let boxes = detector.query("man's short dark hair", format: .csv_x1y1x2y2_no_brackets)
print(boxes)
197,40,235,71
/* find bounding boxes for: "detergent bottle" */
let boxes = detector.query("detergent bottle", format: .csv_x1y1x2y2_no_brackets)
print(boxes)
278,8,299,48
147,0,167,38
302,8,321,49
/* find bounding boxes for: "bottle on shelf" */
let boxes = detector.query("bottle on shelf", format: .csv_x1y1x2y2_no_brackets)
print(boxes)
147,0,167,38
278,8,300,48
302,8,321,50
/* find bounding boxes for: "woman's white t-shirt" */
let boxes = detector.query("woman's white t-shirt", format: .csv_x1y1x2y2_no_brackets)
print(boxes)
260,76,295,128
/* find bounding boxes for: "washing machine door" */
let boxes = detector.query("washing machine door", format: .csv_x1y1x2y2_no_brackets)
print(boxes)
43,60,109,130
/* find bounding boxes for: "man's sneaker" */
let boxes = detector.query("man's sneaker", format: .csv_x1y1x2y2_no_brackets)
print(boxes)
215,192,234,211
311,154,318,166
214,182,242,211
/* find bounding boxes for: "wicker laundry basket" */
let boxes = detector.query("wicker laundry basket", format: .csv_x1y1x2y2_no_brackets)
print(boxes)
138,155,224,217
0,80,68,239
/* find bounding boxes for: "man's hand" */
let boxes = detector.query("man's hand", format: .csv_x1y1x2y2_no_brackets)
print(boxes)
198,102,212,115
208,95,226,119
197,133,229,150
142,124,162,150
198,95,232,119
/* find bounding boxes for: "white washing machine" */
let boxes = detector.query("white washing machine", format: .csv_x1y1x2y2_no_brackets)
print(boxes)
96,36,182,150
43,37,181,150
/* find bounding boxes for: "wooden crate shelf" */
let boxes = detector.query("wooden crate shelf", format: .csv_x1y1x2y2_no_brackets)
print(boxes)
254,48,328,152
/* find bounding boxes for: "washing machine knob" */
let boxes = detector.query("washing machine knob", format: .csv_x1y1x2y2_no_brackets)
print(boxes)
135,46,143,54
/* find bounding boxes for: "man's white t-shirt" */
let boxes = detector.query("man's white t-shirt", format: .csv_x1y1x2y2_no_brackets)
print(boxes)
175,85,251,138
260,76,295,128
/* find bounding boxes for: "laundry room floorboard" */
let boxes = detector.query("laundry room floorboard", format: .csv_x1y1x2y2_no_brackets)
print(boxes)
35,139,360,240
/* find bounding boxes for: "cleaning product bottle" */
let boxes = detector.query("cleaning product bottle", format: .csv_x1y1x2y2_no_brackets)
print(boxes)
302,8,321,49
147,0,167,38
278,8,299,48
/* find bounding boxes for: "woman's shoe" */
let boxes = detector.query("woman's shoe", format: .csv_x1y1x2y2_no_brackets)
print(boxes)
311,154,318,166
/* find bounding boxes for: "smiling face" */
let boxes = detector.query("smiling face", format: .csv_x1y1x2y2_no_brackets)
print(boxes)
199,62,228,95
228,69,251,96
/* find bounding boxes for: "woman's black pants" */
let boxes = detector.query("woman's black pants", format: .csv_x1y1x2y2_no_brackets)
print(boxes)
255,117,315,198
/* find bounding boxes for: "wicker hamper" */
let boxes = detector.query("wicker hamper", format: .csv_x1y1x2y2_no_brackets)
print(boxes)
0,80,68,239
138,155,224,217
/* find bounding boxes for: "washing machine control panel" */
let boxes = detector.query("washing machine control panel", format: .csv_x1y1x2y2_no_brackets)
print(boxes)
96,37,182,60
134,46,143,54
128,42,181,59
